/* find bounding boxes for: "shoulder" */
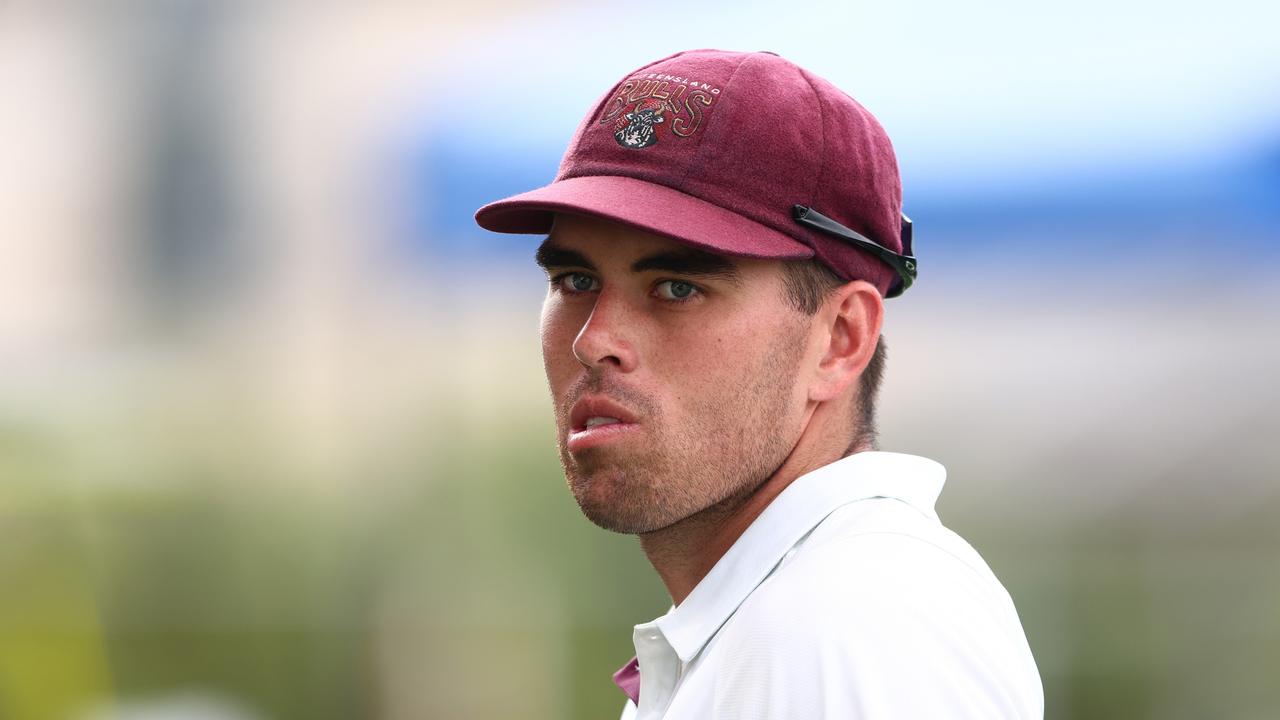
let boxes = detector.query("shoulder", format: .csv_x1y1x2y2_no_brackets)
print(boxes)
708,499,1043,718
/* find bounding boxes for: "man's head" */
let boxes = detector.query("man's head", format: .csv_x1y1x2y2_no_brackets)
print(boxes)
474,49,911,533
536,213,883,533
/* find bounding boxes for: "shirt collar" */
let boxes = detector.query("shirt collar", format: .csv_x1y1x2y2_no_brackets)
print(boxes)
644,451,946,663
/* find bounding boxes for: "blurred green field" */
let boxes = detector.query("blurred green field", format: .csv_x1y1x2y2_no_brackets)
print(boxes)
2,305,1277,719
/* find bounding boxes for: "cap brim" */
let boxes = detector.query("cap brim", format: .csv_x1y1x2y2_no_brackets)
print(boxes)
474,175,814,260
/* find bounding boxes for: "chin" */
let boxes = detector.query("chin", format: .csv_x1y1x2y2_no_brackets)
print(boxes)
567,466,676,535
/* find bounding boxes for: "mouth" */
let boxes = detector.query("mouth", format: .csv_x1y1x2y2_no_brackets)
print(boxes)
567,396,642,452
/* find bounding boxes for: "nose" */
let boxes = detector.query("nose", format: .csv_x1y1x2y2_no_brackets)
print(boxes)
571,290,639,372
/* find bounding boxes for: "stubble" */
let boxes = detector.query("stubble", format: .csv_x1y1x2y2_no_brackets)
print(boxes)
555,321,809,534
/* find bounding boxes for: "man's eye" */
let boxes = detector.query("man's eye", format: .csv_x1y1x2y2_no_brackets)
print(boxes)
556,273,599,293
654,280,700,302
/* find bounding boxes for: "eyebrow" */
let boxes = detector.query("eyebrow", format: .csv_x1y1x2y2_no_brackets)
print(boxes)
535,241,597,273
535,239,742,284
630,249,742,283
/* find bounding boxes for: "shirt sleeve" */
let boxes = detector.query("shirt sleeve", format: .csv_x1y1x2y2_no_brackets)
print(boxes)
709,531,1043,719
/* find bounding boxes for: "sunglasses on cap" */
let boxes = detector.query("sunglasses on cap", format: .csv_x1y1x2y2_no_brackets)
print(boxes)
793,205,918,298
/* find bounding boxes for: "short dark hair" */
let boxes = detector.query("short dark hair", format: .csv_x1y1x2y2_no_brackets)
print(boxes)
779,258,887,452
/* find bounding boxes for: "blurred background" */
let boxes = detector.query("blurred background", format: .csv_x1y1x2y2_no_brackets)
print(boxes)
1,0,1277,718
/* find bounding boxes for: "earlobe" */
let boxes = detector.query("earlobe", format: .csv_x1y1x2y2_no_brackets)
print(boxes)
808,281,884,403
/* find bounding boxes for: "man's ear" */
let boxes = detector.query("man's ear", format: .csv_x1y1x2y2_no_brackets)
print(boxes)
808,280,884,403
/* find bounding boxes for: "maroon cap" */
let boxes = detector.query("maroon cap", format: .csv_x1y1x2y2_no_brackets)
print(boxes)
474,49,912,297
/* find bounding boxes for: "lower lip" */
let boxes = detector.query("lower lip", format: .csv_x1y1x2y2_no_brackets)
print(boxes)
567,422,641,452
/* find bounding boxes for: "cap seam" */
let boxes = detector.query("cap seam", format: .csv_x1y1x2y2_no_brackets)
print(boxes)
670,52,754,192
798,68,828,212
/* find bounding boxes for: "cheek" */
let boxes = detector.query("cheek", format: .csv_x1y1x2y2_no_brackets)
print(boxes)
660,314,771,393
540,298,580,385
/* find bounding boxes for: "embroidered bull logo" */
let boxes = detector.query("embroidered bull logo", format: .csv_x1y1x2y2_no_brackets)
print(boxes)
614,99,671,149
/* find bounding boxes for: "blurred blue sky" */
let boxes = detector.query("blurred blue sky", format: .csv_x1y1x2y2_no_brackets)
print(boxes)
392,0,1279,268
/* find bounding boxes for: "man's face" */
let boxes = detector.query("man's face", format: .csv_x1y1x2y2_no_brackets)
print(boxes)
537,213,815,534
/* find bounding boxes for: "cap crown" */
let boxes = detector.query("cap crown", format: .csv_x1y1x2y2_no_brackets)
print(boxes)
558,49,903,292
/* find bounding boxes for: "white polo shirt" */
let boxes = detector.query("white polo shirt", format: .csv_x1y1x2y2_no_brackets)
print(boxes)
616,451,1043,719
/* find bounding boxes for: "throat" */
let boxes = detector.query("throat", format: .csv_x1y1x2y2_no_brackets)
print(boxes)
636,413,852,605
637,466,784,606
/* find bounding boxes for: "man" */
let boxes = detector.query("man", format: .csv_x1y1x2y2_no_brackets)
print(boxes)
475,49,1043,719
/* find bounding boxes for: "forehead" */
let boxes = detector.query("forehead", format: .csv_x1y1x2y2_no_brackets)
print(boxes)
538,213,783,284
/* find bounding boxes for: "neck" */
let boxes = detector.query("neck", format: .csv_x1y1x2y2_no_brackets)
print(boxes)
638,401,861,605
